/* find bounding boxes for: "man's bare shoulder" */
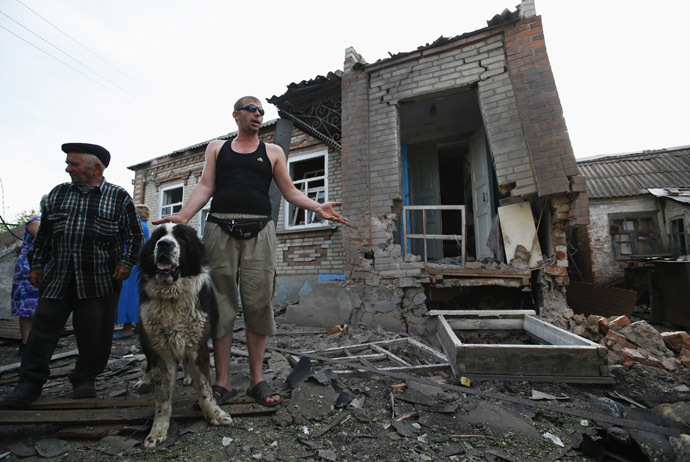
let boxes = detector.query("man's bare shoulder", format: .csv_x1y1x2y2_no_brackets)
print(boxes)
207,139,227,150
265,142,285,157
205,139,227,158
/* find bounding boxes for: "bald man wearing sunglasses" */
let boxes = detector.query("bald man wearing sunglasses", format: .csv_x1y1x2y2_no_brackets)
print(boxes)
153,95,347,407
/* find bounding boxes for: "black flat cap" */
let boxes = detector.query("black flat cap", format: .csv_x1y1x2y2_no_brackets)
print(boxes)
61,143,111,168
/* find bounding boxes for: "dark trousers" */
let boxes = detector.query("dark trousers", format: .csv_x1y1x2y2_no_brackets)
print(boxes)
19,282,120,386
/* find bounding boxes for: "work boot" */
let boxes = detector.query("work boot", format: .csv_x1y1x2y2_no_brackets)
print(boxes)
0,381,42,409
72,381,96,399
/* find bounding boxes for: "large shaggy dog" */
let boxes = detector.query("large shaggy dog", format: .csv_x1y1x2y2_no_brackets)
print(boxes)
137,223,232,449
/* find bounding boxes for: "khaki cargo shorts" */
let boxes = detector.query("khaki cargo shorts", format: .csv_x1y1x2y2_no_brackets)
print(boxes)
202,213,277,338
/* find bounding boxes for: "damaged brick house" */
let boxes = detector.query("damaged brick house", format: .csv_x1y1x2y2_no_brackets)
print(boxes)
128,0,588,338
571,146,690,328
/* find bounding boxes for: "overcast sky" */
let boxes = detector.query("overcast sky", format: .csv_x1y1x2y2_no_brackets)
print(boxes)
1,0,688,221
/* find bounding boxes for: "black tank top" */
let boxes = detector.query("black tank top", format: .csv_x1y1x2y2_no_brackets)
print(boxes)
209,140,273,216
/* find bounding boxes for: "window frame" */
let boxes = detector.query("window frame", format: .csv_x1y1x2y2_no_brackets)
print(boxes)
197,200,212,237
283,149,329,231
670,216,687,257
609,211,663,260
159,182,184,219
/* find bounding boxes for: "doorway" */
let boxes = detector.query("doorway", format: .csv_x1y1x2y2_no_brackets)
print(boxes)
400,88,496,262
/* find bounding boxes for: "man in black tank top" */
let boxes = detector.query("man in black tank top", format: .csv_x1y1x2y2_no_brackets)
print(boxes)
154,96,348,406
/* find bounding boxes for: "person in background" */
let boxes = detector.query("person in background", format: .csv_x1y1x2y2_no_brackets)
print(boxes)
0,142,143,409
11,195,48,355
113,204,150,339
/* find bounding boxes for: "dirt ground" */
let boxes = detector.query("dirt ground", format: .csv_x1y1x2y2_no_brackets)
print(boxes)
0,317,689,462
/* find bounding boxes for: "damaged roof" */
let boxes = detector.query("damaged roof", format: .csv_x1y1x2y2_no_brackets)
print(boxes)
577,146,690,199
377,6,519,63
267,72,343,150
266,5,522,150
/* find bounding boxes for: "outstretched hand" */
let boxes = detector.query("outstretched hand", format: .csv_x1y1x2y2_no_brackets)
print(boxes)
152,215,187,225
315,202,348,225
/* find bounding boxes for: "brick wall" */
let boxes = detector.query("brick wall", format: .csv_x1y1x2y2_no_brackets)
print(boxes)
502,15,580,198
275,138,346,277
340,47,373,279
477,45,537,197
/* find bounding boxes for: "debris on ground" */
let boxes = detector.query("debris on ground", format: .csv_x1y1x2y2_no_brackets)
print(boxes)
0,315,688,461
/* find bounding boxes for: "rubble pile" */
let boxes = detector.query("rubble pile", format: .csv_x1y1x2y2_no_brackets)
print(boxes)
565,313,690,373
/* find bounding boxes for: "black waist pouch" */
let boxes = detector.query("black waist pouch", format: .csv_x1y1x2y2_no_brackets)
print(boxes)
207,215,271,239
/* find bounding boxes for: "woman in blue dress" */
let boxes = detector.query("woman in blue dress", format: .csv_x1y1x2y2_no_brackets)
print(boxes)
11,215,41,354
113,204,150,339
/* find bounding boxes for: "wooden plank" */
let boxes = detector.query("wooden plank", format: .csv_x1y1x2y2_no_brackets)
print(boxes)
523,315,600,347
425,267,530,278
445,319,525,330
0,402,276,425
435,316,460,376
566,281,637,318
0,349,79,374
428,310,536,317
333,363,449,376
432,278,525,288
24,398,154,410
370,344,411,367
58,424,149,439
406,338,449,362
456,374,615,384
457,344,604,377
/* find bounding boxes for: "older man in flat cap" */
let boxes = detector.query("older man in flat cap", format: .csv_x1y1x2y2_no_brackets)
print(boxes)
1,143,143,408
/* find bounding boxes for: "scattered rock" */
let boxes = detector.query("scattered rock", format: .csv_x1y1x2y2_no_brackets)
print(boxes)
8,442,35,458
35,438,70,458
618,321,675,357
651,401,690,432
670,434,690,462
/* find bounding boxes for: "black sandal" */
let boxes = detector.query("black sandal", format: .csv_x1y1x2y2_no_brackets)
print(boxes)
246,381,283,407
212,385,239,405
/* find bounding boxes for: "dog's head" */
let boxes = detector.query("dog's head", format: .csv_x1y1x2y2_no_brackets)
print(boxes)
140,223,206,282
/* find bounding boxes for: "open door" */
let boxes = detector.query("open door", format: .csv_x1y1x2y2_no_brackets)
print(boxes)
469,127,495,260
407,143,443,260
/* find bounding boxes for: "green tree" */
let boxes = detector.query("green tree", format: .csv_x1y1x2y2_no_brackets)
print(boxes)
12,208,40,226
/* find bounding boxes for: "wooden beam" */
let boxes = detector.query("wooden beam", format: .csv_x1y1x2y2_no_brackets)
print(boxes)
424,266,530,278
0,402,276,425
0,349,79,374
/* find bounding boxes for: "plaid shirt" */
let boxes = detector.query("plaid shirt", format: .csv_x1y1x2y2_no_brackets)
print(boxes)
31,178,144,300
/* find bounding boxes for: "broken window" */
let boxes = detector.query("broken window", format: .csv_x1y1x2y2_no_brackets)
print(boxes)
670,217,687,257
610,213,662,259
285,149,328,229
160,183,183,218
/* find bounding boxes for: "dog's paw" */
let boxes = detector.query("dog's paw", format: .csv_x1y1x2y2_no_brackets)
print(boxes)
132,379,153,394
208,409,233,426
144,431,167,449
182,374,192,386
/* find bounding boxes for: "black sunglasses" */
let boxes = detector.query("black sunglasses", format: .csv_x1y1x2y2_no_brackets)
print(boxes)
237,104,265,116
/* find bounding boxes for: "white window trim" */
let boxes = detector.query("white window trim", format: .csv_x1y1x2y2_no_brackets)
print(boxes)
284,149,328,231
159,182,184,219
197,199,212,237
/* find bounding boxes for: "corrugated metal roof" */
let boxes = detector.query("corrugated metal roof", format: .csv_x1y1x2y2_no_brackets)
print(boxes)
577,146,690,199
